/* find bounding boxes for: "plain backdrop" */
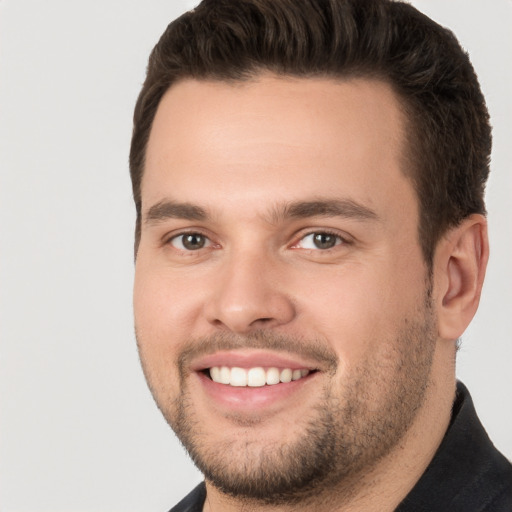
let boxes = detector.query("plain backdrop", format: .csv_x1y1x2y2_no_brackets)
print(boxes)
0,1,510,511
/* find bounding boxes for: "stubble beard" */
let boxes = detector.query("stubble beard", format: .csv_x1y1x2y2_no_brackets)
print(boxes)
138,292,437,506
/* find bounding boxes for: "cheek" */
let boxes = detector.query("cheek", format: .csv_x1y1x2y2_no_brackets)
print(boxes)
134,265,188,401
295,259,425,363
134,257,204,343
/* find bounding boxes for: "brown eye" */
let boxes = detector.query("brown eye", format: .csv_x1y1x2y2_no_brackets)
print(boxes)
312,233,338,249
170,233,210,250
297,232,342,250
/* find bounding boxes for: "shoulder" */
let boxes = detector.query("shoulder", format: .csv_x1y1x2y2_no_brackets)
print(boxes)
483,478,512,512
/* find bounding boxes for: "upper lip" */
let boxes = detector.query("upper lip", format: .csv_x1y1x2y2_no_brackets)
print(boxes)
190,350,321,372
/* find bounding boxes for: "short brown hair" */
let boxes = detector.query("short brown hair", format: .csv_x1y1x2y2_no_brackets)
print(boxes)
130,0,491,264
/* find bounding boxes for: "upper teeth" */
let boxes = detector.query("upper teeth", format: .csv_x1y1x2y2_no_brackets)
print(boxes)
209,366,310,387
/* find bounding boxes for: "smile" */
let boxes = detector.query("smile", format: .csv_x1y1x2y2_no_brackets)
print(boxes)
208,366,311,387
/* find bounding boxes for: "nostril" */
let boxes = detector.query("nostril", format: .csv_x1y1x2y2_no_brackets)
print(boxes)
249,317,274,327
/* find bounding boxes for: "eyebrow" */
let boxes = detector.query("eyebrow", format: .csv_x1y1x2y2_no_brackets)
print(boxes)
270,199,379,223
144,200,208,224
144,198,378,226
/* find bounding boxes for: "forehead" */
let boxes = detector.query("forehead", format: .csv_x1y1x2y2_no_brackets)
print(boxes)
143,75,414,220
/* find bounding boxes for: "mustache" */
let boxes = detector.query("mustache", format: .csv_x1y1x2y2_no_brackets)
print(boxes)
177,330,338,375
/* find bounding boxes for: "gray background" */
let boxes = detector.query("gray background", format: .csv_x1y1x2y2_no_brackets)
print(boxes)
0,1,510,511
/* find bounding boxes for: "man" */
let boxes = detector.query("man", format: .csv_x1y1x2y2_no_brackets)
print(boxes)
129,0,512,510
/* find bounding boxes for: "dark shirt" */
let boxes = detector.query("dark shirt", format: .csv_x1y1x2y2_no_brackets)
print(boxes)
169,382,512,511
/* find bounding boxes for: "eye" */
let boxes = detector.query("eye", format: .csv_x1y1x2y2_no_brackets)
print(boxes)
169,233,211,251
297,232,343,250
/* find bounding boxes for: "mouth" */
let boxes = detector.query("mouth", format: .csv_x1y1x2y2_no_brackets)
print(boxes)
204,366,314,387
190,350,322,410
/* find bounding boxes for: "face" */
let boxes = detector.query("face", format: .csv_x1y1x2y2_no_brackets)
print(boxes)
134,76,437,503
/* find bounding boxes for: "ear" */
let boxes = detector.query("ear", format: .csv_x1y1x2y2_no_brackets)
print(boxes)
434,214,489,340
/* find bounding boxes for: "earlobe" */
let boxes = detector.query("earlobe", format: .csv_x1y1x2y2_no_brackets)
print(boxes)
436,214,489,341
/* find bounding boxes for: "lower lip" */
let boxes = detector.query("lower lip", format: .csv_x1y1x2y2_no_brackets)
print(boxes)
195,371,317,411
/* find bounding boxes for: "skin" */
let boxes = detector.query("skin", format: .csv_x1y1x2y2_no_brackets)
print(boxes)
134,75,488,511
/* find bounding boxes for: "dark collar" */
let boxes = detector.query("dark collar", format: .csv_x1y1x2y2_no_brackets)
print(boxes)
396,381,512,511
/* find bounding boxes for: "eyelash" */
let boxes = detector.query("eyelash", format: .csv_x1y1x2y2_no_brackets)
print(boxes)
166,231,213,251
292,229,349,251
165,229,350,252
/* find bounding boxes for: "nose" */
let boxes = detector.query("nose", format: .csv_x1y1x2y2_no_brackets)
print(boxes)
204,251,296,334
